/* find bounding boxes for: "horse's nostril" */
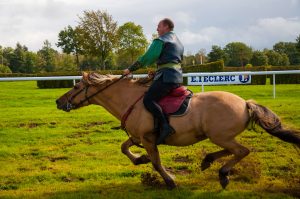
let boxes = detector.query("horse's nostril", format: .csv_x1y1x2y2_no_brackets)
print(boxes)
56,99,59,105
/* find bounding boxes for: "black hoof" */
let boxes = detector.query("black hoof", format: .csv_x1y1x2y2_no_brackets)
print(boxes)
219,170,230,189
135,155,151,165
165,179,177,190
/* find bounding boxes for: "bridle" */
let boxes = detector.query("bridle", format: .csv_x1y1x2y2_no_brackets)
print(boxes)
66,74,126,111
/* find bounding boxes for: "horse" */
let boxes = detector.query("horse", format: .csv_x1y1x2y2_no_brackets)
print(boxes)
56,72,300,189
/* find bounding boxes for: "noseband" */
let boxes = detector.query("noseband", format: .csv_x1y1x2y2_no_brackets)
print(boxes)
66,75,125,110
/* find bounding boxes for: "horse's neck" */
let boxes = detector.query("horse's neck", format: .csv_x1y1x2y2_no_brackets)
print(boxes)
92,80,146,120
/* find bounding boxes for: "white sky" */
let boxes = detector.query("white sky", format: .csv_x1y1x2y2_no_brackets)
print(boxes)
0,0,300,54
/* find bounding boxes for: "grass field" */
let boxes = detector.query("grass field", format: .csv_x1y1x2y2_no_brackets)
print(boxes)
0,81,299,199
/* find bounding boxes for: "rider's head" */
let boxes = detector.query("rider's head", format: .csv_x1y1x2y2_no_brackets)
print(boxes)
157,18,174,36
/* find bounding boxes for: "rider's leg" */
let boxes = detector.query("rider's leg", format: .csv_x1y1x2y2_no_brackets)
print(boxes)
143,77,179,145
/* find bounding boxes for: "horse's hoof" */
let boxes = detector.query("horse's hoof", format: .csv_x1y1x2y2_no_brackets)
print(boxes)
165,179,177,190
219,175,229,189
135,155,151,165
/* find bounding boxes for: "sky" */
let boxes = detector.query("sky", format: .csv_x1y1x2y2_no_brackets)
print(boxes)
0,0,300,54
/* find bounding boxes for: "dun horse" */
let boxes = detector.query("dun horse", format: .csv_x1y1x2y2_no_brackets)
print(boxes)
56,72,300,189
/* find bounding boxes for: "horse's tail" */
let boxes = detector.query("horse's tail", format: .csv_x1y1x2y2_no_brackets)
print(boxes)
246,100,300,148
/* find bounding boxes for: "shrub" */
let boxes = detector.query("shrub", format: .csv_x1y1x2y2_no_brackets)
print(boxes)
0,64,12,73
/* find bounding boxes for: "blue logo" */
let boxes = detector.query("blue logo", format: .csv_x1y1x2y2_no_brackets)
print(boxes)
239,75,250,83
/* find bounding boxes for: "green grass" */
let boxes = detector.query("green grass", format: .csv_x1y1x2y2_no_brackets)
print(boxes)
0,81,299,199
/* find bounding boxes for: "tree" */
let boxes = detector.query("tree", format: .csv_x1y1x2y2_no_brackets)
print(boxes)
38,40,57,72
250,51,268,66
296,34,300,51
0,64,12,73
264,50,290,66
57,26,83,68
207,45,227,63
78,10,118,70
116,22,148,67
273,42,300,65
224,42,253,67
9,43,28,73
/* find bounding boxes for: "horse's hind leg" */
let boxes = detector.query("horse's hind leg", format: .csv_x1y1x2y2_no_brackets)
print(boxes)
121,138,151,165
141,136,176,189
201,149,232,171
211,139,250,189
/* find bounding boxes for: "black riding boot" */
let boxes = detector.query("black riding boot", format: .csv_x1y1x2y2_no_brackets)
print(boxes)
152,102,175,145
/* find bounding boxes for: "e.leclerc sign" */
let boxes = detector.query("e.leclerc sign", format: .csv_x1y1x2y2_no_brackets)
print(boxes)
187,74,251,85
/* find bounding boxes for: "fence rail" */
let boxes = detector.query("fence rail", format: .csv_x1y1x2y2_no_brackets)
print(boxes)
1,70,300,99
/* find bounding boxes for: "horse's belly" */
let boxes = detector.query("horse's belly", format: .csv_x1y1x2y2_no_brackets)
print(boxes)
165,131,207,146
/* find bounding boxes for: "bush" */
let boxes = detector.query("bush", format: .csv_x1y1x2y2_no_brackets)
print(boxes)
182,60,224,73
0,64,12,73
182,60,224,85
268,65,300,84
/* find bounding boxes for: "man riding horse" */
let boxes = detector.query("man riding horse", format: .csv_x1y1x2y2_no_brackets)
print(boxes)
123,18,184,145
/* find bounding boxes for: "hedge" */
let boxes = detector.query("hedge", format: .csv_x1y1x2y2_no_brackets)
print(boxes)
1,64,299,88
268,65,300,84
182,60,224,85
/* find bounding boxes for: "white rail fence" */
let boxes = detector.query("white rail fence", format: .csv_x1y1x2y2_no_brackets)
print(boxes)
0,70,300,99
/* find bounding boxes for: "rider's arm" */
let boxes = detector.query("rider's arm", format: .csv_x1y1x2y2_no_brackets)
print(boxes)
128,39,164,72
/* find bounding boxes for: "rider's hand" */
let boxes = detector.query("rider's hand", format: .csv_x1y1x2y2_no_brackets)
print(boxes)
123,69,131,76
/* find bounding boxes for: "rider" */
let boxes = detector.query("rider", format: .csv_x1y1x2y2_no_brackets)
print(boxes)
123,18,184,145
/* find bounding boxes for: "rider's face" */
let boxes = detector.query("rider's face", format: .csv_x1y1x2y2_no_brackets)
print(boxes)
157,21,170,36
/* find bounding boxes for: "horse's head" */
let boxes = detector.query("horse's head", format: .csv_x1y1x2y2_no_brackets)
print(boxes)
56,72,113,112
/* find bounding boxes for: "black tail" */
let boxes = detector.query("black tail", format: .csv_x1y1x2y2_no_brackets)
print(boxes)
246,101,300,148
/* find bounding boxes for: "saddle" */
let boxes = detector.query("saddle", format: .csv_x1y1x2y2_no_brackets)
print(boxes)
158,86,193,116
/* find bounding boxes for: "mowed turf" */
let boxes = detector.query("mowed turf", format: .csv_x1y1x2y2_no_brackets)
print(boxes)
0,80,299,199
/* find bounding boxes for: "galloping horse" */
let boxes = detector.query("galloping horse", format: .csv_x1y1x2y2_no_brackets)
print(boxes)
56,72,300,189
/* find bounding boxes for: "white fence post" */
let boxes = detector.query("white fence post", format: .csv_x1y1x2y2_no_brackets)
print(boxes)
273,74,276,99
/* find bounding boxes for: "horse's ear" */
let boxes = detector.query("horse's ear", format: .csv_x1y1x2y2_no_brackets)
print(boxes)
82,72,89,81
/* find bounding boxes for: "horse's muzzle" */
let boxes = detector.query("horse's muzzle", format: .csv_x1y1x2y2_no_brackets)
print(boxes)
56,99,73,112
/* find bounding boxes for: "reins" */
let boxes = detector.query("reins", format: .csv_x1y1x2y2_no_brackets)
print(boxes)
70,74,144,148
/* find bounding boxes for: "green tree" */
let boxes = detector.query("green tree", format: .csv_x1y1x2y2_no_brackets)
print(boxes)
0,64,12,73
55,53,77,72
224,42,253,67
38,40,57,72
273,42,300,65
250,51,268,66
23,51,39,73
9,43,28,73
116,22,148,67
264,50,290,66
296,34,300,51
78,10,118,70
207,45,228,63
57,26,83,68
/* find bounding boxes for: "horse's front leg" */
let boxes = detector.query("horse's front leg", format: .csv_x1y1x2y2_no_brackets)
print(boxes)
121,138,151,165
141,134,177,189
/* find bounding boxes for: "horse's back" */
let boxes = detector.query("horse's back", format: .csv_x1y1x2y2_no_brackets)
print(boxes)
193,91,249,138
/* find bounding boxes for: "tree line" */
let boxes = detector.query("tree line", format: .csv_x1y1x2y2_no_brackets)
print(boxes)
1,9,300,74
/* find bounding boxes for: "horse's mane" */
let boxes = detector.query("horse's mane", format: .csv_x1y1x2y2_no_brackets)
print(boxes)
83,72,153,86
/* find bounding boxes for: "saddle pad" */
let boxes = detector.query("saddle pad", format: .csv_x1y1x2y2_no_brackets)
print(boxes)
158,86,192,115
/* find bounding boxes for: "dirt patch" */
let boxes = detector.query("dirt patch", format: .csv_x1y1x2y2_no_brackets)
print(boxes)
67,131,91,138
217,156,261,183
166,166,192,176
61,176,85,183
140,172,162,187
173,154,193,163
48,156,69,162
85,121,113,128
19,122,46,128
